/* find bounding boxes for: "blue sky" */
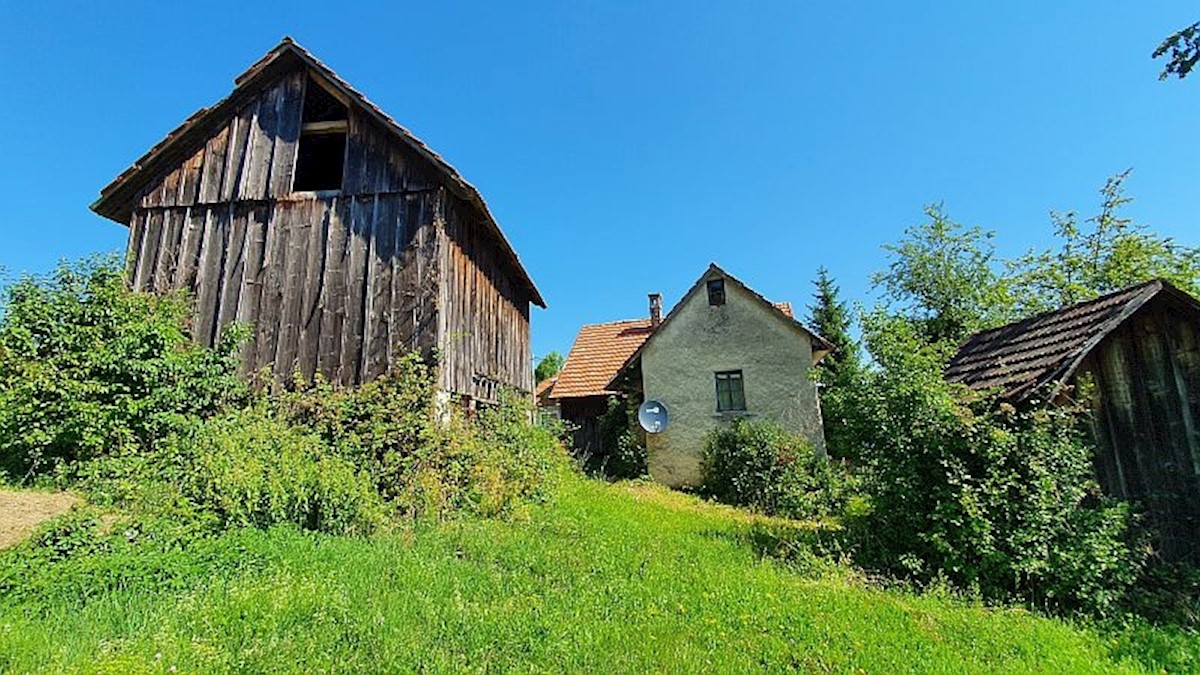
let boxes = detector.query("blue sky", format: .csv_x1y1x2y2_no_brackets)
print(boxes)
1,2,1196,362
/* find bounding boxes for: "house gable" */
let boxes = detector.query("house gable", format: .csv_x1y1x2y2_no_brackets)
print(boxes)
621,264,829,487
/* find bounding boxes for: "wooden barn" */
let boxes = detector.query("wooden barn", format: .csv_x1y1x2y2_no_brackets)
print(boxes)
947,280,1200,559
91,38,545,402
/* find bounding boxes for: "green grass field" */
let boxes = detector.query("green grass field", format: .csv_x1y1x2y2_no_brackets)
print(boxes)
1,477,1193,673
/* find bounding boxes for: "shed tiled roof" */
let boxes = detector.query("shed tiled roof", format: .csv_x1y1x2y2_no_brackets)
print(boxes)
945,280,1180,400
535,376,557,406
551,319,656,399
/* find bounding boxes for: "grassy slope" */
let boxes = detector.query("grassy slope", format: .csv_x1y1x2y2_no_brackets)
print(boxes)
0,478,1160,673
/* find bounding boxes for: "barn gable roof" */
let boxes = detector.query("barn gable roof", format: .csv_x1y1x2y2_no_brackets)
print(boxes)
945,279,1200,400
605,264,832,391
91,37,545,308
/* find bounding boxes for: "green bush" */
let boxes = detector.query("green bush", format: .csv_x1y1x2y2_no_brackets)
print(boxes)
173,407,387,534
0,258,247,481
840,313,1144,618
277,363,569,520
574,396,647,480
701,418,856,520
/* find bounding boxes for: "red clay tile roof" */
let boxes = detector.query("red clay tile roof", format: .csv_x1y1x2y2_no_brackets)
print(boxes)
551,319,656,399
535,377,557,406
946,280,1198,400
774,302,794,319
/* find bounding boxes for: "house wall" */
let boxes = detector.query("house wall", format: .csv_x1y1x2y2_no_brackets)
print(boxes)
1077,294,1200,561
639,273,825,487
121,65,529,394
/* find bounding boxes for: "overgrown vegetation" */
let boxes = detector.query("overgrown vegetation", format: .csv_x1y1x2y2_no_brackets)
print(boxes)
571,395,647,480
701,419,855,521
805,172,1200,621
0,257,248,481
3,479,1191,673
0,258,568,538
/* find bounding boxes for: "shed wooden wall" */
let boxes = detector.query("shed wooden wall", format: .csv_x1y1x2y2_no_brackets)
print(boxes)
438,198,533,400
1079,294,1200,560
122,65,531,394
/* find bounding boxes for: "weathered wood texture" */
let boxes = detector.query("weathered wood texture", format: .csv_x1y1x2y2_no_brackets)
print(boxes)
1078,294,1200,560
124,66,533,396
438,196,533,400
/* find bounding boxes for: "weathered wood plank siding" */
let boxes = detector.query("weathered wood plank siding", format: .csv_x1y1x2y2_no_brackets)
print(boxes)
121,65,535,400
438,196,533,400
1079,295,1200,560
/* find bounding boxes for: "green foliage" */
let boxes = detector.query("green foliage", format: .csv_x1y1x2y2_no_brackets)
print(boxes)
534,351,565,383
171,407,387,534
0,257,248,481
1,478,1172,673
807,267,864,457
808,266,862,380
872,204,1014,345
278,365,569,520
702,419,856,521
1007,170,1200,315
577,396,647,479
840,312,1144,617
1154,19,1200,80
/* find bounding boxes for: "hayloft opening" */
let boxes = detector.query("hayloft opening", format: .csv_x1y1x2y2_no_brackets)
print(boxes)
293,75,348,192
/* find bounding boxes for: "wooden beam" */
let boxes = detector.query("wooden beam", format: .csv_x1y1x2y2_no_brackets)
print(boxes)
301,120,348,135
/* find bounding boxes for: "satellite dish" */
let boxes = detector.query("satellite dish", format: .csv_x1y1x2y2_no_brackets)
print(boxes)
638,399,669,433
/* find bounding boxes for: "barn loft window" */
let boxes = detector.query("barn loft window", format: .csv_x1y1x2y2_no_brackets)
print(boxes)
715,370,746,412
293,76,349,192
707,278,726,306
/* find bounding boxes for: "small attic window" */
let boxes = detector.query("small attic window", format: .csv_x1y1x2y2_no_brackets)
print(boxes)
707,278,726,306
293,76,348,192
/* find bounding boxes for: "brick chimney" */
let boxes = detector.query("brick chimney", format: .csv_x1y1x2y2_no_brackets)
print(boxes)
649,293,662,328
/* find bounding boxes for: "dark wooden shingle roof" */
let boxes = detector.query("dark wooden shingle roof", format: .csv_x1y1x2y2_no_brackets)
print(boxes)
945,279,1196,399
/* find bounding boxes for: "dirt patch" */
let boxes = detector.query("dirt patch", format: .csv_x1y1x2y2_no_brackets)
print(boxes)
0,490,82,549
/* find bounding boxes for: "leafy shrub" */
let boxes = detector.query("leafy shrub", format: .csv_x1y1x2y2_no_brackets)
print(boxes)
701,418,856,520
839,313,1145,618
0,258,247,481
278,361,569,520
276,354,439,505
574,396,647,480
173,407,387,534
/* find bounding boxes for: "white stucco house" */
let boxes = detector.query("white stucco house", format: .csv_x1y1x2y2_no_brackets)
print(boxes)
608,264,832,487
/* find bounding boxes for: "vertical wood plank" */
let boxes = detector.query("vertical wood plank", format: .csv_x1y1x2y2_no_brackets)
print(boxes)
240,82,280,201
341,196,370,384
215,205,250,343
198,123,230,203
193,208,227,347
272,199,313,382
317,198,350,383
236,204,271,376
178,146,206,206
133,210,164,292
126,211,147,285
255,203,291,380
221,103,254,202
296,199,329,382
269,71,305,197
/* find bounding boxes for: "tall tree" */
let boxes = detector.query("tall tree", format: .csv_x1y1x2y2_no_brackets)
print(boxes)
535,351,565,383
1007,170,1200,315
807,267,863,459
872,204,1013,346
1154,20,1199,80
807,267,861,380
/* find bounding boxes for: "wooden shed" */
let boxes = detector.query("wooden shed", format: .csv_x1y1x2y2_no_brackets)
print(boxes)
91,38,545,402
947,280,1200,559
